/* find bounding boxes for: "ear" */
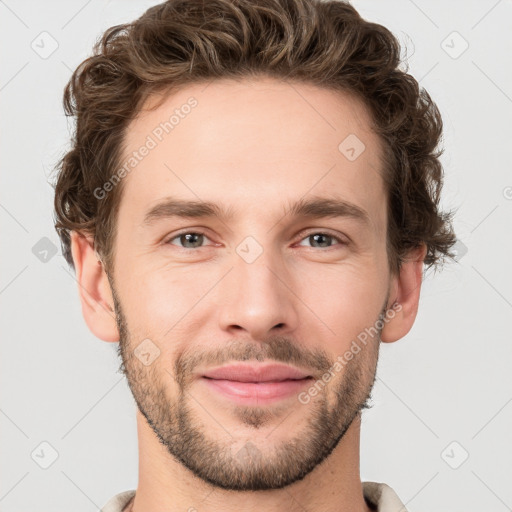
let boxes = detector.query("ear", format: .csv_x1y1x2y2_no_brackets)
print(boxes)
70,231,119,342
381,243,427,343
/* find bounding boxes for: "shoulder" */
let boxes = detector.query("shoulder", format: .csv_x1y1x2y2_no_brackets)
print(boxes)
100,490,136,512
362,481,408,511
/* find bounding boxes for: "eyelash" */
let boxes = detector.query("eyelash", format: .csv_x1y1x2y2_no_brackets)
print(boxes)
164,229,348,251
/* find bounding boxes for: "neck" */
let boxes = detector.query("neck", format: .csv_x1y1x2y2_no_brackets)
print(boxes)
130,410,372,512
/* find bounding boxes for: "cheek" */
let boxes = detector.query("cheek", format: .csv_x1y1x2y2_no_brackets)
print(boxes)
117,261,210,344
115,242,388,351
298,264,386,348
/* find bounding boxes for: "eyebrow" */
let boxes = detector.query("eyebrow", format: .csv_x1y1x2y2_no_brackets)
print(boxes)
141,195,371,228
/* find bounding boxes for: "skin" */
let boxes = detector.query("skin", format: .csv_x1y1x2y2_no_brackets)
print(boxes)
71,77,426,512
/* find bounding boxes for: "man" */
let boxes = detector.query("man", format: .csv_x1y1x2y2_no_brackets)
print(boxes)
52,0,456,510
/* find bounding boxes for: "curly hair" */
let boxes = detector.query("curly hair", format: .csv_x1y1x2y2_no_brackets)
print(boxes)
52,0,457,277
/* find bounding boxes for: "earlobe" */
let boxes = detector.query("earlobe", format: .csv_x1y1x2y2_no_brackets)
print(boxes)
380,243,427,343
70,231,119,342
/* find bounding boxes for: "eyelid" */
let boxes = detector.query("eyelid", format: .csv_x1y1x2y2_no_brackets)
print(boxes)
163,228,216,247
164,227,349,248
294,228,349,247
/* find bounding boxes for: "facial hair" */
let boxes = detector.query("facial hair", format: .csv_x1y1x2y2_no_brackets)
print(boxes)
109,275,387,491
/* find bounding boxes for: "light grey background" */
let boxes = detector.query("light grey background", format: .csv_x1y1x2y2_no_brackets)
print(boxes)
1,1,511,510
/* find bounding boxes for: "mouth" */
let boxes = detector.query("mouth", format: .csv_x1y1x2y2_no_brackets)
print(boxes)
199,363,314,404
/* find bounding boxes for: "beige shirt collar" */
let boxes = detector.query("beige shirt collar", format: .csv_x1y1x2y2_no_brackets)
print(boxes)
100,482,408,512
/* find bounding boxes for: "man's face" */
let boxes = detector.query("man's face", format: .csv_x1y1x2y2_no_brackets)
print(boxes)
109,78,392,490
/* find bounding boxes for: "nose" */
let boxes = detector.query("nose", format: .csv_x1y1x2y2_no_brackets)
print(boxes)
217,245,299,341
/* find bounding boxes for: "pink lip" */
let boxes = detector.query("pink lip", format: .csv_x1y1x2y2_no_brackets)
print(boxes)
200,363,314,405
201,363,312,382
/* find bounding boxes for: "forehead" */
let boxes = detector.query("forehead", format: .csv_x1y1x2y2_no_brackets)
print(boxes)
118,77,386,228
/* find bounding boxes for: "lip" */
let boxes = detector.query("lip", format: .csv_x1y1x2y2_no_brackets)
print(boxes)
200,363,314,405
201,363,312,382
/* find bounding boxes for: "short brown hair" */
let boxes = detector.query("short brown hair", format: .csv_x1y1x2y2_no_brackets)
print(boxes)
52,0,457,276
